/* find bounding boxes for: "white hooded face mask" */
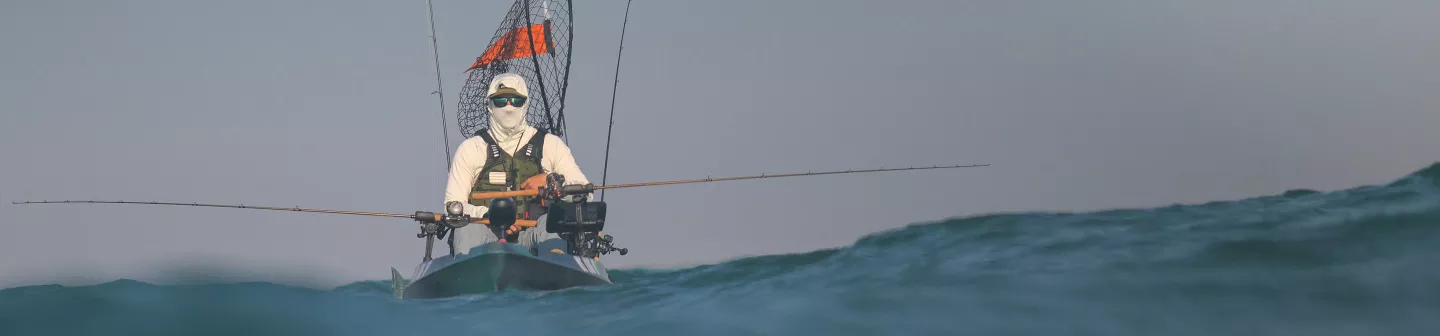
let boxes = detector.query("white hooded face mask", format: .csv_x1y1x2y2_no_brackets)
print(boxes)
491,102,526,135
487,73,531,139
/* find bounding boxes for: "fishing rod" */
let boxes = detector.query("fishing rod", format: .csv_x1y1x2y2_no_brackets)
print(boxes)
9,200,537,227
11,164,987,221
9,199,543,261
425,0,453,170
11,163,985,260
599,0,634,203
470,163,991,201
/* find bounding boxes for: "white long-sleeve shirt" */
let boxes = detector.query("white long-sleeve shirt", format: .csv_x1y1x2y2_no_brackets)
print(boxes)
443,125,591,219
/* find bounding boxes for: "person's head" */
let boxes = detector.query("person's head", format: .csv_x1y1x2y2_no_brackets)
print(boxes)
487,73,529,135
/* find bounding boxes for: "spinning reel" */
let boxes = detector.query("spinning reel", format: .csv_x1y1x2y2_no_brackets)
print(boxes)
412,201,475,261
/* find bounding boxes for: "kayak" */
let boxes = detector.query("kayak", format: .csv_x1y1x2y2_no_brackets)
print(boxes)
392,241,613,299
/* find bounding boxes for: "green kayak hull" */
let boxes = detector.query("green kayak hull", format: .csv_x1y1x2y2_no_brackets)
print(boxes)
394,242,613,299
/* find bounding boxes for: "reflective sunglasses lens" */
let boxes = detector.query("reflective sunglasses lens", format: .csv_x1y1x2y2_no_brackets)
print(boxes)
489,97,526,107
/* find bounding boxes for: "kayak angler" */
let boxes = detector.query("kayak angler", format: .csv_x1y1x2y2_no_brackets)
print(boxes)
7,0,993,297
443,72,594,256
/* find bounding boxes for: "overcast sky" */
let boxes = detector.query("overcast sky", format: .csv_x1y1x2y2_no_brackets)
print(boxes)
3,0,1438,289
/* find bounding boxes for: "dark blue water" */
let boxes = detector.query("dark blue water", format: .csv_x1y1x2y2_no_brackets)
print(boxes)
4,163,1439,336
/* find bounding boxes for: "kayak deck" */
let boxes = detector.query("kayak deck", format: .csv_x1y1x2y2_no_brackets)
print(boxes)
397,242,612,299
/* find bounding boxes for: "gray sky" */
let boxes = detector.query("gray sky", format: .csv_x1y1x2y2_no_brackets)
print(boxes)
3,0,1438,289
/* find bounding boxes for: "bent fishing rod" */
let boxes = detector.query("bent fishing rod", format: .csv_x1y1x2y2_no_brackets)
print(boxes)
11,163,989,227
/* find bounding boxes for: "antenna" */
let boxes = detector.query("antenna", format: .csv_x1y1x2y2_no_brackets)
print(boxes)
599,0,633,202
427,0,453,169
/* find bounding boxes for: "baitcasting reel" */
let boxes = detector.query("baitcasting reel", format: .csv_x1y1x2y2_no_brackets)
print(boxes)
594,234,628,256
564,232,629,258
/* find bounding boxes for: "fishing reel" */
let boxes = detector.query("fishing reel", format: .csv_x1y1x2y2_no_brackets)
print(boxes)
559,232,628,258
409,201,476,261
535,173,599,204
537,173,569,202
593,233,628,256
543,198,629,258
413,201,474,239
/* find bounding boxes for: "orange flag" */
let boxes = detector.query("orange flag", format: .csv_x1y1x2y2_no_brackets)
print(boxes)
468,23,550,71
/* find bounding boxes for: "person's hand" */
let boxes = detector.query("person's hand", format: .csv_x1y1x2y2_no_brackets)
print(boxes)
522,173,568,201
510,173,553,236
520,173,549,192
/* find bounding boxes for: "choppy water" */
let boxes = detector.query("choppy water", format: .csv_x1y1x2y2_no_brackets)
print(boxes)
4,163,1439,336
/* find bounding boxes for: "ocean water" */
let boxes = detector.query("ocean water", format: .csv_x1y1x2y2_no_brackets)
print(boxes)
3,163,1438,336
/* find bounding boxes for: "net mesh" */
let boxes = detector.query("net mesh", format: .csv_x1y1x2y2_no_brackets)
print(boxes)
457,0,574,139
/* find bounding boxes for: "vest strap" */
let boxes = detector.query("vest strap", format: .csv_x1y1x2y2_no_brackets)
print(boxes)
469,128,550,218
475,128,548,171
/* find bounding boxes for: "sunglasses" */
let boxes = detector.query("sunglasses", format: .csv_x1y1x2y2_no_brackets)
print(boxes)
490,96,527,107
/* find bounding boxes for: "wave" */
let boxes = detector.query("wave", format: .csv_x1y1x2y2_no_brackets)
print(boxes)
4,162,1439,335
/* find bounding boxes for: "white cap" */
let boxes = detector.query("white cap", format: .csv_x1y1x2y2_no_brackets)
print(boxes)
487,73,529,98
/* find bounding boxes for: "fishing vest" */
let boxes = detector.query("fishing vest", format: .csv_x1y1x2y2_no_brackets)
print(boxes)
470,128,548,219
